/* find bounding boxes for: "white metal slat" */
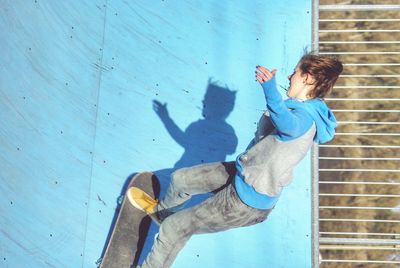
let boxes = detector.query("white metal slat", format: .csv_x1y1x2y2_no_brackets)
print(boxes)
312,2,320,267
320,237,400,246
335,133,400,136
320,29,400,33
319,144,400,148
320,19,400,22
320,245,400,250
338,121,400,125
320,218,400,223
319,169,400,172
340,75,400,77
320,206,398,210
320,231,399,236
321,41,400,44
320,4,400,11
333,110,400,112
325,98,400,101
319,193,400,197
321,260,400,264
320,52,400,55
343,63,400,66
334,86,400,88
319,180,400,184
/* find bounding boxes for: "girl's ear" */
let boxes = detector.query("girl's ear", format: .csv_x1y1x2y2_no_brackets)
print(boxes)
301,73,309,84
303,73,315,85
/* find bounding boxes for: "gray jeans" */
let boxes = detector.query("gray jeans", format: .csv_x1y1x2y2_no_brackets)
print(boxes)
140,161,272,268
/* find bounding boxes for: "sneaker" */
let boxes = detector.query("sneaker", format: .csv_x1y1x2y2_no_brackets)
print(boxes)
127,187,161,225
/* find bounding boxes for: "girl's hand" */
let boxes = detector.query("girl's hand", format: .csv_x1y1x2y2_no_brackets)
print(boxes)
255,66,277,84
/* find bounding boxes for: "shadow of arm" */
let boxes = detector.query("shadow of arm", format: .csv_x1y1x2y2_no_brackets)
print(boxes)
153,100,187,147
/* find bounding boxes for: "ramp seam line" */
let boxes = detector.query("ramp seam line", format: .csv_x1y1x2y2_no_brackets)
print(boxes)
82,1,108,267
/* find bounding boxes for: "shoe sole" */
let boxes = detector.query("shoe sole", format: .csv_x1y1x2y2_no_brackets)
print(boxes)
126,187,161,225
126,187,147,212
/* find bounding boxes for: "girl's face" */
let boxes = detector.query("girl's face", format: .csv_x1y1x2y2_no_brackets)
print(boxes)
287,68,314,100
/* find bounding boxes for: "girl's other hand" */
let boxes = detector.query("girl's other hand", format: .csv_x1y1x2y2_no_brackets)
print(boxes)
255,66,277,84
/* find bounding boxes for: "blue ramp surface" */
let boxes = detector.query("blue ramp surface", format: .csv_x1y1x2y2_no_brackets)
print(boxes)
0,1,312,267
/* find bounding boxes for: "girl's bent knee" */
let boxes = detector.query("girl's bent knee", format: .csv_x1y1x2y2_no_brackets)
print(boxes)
170,169,187,186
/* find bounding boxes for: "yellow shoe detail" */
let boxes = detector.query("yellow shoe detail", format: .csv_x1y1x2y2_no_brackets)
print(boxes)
127,187,158,215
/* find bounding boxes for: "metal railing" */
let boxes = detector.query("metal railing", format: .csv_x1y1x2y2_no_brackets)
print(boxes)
314,2,400,267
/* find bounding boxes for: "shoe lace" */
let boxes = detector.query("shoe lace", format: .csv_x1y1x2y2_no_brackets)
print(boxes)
142,194,158,208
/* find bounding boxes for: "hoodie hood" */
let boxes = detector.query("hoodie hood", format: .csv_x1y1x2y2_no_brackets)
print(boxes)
285,98,337,144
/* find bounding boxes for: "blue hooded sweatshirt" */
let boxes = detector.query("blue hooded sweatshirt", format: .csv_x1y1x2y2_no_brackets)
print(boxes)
262,76,337,144
234,77,337,209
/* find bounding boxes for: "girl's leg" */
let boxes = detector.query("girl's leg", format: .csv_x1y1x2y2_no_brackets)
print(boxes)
141,184,272,268
157,161,236,213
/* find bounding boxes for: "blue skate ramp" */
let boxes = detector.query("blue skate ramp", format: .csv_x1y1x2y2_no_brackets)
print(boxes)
0,1,312,267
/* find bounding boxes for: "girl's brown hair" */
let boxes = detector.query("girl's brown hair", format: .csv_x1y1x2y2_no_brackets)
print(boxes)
298,54,343,99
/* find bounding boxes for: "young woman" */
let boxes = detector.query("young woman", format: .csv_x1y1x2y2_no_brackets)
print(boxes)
129,53,343,268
